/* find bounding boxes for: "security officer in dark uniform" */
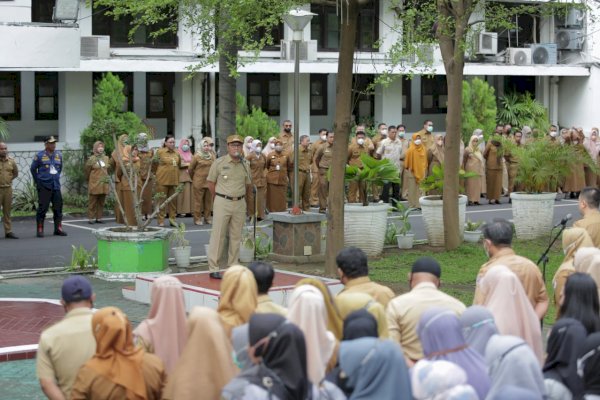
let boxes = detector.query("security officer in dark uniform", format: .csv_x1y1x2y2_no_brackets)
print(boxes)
30,136,67,237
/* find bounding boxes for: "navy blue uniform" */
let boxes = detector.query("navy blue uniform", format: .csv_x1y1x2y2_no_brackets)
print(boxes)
30,150,63,228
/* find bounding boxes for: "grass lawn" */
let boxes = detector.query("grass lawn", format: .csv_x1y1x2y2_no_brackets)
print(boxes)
370,238,563,325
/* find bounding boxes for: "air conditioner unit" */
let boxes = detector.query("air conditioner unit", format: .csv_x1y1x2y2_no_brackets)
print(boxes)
506,48,531,65
81,36,110,59
556,8,585,28
556,29,584,50
281,40,317,61
530,43,558,64
476,32,498,55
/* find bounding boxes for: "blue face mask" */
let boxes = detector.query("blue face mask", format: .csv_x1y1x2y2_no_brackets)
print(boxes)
181,145,190,152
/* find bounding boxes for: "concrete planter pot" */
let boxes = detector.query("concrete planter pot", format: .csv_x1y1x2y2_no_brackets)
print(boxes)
396,233,415,249
344,203,389,256
464,230,482,243
93,227,172,280
239,243,254,263
173,246,191,268
419,195,467,247
510,192,556,239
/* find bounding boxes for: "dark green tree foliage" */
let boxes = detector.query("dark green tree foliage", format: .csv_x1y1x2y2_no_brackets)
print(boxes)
462,78,497,143
497,92,550,133
235,93,279,144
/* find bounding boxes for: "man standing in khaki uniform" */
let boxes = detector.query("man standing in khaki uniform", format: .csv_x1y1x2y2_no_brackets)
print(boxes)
347,130,374,204
278,120,294,155
154,136,181,227
574,187,600,247
415,120,435,150
266,139,291,212
314,131,334,213
85,141,110,224
206,135,251,279
292,135,313,211
310,129,328,207
0,142,18,239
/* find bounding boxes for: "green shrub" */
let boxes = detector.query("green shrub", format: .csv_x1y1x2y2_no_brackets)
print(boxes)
462,78,496,143
12,181,38,212
62,147,87,195
497,92,549,133
236,93,279,144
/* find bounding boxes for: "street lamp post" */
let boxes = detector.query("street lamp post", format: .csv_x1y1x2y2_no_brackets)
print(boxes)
284,9,316,212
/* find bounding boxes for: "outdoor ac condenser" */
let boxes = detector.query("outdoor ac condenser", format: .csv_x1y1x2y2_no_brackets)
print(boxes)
81,36,110,59
556,29,584,50
530,44,558,65
556,8,585,28
476,32,498,55
506,48,531,65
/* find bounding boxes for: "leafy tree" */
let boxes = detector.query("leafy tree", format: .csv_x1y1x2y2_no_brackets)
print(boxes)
462,78,497,143
497,92,550,133
235,93,279,144
80,73,148,156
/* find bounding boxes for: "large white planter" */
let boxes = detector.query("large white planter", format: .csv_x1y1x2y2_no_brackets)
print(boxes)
173,246,191,268
464,231,482,243
239,244,254,263
419,195,467,247
510,192,556,239
396,233,415,249
344,203,390,256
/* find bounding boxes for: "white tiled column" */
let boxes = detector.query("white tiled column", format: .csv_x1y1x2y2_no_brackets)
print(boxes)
58,72,92,147
280,73,311,135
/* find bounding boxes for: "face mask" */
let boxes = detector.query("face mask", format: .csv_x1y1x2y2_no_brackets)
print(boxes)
550,131,558,137
232,151,241,158
357,138,365,145
181,145,190,152
381,129,388,136
437,140,443,146
399,132,405,138
479,135,484,140
97,148,104,154
275,145,283,152
414,139,422,145
427,126,434,133
270,143,275,148
256,146,262,153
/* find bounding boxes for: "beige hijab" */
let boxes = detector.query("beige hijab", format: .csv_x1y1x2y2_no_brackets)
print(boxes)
480,265,544,365
217,265,258,337
288,285,336,385
574,248,600,301
563,228,594,266
162,307,239,400
335,291,389,338
431,134,445,164
133,276,187,374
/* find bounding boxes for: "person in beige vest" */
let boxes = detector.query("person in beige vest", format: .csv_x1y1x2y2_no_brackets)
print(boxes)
574,187,600,247
0,141,18,238
190,137,216,225
246,139,267,220
85,141,110,224
206,135,251,279
310,129,328,206
415,120,435,150
153,136,181,227
266,139,291,212
347,129,374,204
176,138,193,216
314,131,334,213
473,219,549,320
137,133,155,219
249,261,287,316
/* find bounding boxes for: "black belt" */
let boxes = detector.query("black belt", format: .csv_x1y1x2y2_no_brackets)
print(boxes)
299,169,309,173
216,193,245,201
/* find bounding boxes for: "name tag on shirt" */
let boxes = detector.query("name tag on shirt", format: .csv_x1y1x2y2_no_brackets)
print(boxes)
50,165,58,175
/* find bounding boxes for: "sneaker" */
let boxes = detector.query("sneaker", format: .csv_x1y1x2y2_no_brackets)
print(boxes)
205,218,212,225
88,220,95,224
209,271,223,279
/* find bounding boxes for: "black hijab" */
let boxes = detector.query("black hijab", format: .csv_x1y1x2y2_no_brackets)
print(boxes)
543,318,586,398
248,313,310,400
343,309,378,340
578,332,600,396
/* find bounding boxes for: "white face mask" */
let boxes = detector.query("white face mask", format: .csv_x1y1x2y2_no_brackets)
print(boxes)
321,135,327,141
181,145,190,152
414,139,422,145
381,129,388,136
275,145,283,152
270,143,275,148
550,131,558,137
574,140,580,145
256,147,262,153
357,138,365,145
479,135,484,140
399,132,405,138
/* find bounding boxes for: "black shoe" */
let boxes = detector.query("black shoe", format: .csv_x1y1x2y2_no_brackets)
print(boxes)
88,220,95,225
209,272,223,279
5,232,18,239
95,220,104,224
54,229,68,236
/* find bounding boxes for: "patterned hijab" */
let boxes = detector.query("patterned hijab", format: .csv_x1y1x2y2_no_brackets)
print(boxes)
217,265,258,337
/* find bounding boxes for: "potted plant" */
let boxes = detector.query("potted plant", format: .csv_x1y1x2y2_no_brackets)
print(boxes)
464,219,483,243
390,200,418,249
342,154,401,256
419,164,476,246
239,227,255,263
171,223,191,269
506,137,599,239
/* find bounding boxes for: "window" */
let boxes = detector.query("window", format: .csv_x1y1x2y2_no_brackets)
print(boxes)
253,23,284,50
486,2,540,53
35,73,58,120
92,4,178,48
402,76,412,114
93,72,134,112
146,73,174,118
32,0,55,23
352,74,375,123
311,1,378,51
421,76,447,114
310,74,328,116
247,74,280,116
0,72,20,121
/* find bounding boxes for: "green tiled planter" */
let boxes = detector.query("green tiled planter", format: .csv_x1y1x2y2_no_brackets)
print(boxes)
93,227,172,280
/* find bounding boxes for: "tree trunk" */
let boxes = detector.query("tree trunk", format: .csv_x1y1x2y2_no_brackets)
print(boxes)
325,0,359,276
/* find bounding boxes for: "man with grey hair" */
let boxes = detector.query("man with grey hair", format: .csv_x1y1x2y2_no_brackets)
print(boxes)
473,218,548,319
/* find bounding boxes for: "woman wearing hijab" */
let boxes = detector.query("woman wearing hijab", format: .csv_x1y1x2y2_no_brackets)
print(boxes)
296,277,344,340
111,134,130,224
246,139,267,221
478,265,544,364
217,265,258,337
262,136,276,158
574,249,600,302
426,134,445,195
288,285,338,385
563,129,586,199
417,308,491,399
335,291,388,338
243,135,254,157
411,359,478,400
163,307,238,400
543,318,586,400
584,128,599,187
85,140,110,224
337,337,412,399
176,138,193,216
460,306,499,356
463,135,485,205
189,137,216,225
342,309,379,340
553,228,594,314
483,135,503,204
133,275,187,374
70,307,166,400
404,133,428,208
485,335,546,400
577,332,600,399
559,272,600,334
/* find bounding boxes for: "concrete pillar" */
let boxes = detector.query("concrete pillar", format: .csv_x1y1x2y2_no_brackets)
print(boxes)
174,72,193,139
58,72,92,147
191,73,203,144
280,73,310,135
133,72,146,118
375,76,403,125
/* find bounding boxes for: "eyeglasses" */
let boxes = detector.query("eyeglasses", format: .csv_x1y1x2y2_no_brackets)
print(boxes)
284,125,292,128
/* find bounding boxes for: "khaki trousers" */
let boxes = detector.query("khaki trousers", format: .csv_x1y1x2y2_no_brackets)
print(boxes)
247,186,266,219
0,187,12,234
297,171,311,211
156,184,177,224
402,169,409,199
507,163,518,195
207,195,246,271
267,184,287,212
319,170,329,211
348,181,366,204
310,164,320,205
87,194,106,221
193,185,213,222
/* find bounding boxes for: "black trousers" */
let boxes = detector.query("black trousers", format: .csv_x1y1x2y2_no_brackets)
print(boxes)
36,185,63,225
382,182,400,204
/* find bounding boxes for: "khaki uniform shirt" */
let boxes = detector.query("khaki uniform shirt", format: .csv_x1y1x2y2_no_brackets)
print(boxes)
415,129,434,150
279,132,294,155
315,143,334,170
372,133,385,156
473,247,548,308
293,145,313,172
255,294,288,316
207,154,250,197
85,155,110,195
189,153,216,189
36,308,96,399
386,282,466,361
154,148,181,186
70,352,166,400
138,150,154,181
574,211,600,248
347,142,372,167
338,276,395,307
0,157,18,187
311,139,327,166
246,152,267,188
266,152,291,186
